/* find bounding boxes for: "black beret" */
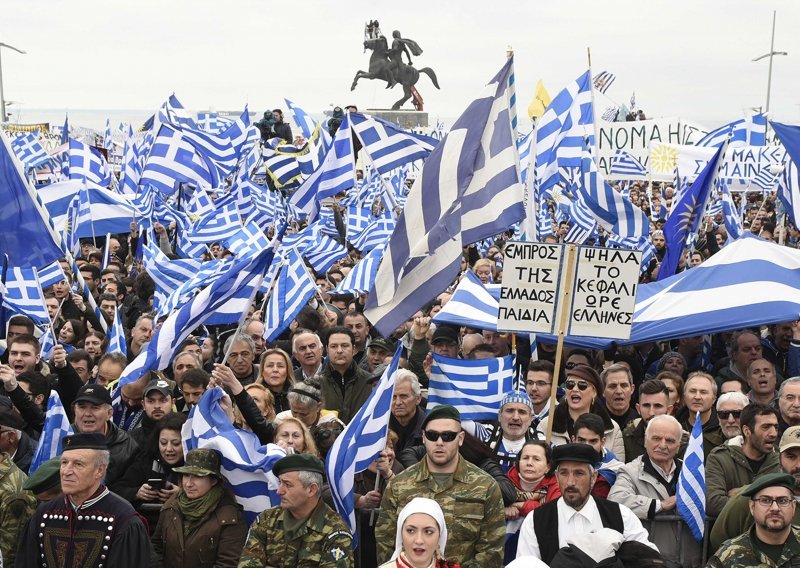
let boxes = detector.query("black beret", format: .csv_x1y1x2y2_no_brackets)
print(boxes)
272,453,325,477
742,472,797,498
422,405,461,429
0,408,26,430
551,443,601,466
62,432,108,451
23,457,61,493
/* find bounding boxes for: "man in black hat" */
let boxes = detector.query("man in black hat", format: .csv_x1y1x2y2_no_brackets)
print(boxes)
407,317,460,389
128,378,174,448
239,453,354,567
708,472,800,567
71,383,138,485
0,406,36,473
517,443,657,564
17,432,151,567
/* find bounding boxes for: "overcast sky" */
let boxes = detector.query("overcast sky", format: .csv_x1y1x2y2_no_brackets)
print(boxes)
3,0,799,130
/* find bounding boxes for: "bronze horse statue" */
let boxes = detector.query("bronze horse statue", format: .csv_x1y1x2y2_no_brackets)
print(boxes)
351,36,440,110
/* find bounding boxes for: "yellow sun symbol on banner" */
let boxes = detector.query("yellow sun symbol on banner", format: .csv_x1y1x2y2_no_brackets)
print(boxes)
650,145,678,174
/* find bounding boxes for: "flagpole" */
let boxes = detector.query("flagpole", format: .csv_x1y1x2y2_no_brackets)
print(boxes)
221,272,267,367
368,427,391,526
587,48,602,161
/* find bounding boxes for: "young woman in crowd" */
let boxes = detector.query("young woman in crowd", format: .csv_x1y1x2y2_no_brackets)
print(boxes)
380,497,459,568
257,348,295,414
274,416,319,457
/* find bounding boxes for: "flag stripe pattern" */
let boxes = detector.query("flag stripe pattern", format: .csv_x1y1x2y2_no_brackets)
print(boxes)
428,353,515,420
676,411,706,541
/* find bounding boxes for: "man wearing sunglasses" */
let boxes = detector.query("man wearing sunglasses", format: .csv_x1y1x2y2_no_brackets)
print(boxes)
376,405,506,567
708,472,800,568
716,392,749,440
706,403,781,518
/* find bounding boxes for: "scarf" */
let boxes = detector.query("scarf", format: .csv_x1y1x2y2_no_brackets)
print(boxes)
176,484,224,536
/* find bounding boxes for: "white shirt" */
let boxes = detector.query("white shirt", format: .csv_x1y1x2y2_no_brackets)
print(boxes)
517,496,658,560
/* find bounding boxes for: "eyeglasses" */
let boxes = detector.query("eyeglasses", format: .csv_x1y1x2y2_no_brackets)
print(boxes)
752,496,794,508
527,381,551,389
564,380,590,391
717,410,742,420
423,430,460,442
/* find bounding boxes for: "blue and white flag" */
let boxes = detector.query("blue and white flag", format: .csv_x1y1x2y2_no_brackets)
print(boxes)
36,261,67,290
349,213,395,253
592,71,616,94
140,124,216,195
428,353,515,420
69,138,111,187
349,112,437,174
676,411,705,541
331,245,384,296
29,391,73,474
719,180,743,240
38,326,57,361
535,70,594,193
263,250,317,342
609,149,647,178
2,267,50,326
183,388,285,523
326,345,401,545
107,306,127,356
63,183,135,238
365,58,525,336
563,196,597,244
118,238,277,386
695,114,766,148
284,98,330,144
577,142,650,239
770,122,800,228
186,200,242,243
303,234,348,274
431,270,500,332
103,119,113,150
10,132,50,169
185,187,215,219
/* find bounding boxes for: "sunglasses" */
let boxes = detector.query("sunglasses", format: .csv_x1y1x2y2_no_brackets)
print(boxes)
564,380,590,391
423,430,460,442
717,410,742,420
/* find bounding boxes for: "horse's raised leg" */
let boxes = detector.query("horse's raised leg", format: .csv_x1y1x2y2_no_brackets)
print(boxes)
351,71,366,91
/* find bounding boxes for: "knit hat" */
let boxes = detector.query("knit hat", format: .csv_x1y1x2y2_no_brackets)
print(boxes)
501,390,533,412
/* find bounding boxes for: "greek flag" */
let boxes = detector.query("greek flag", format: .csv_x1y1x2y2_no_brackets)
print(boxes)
197,112,233,134
577,143,649,239
69,139,111,186
2,267,50,325
719,180,743,240
592,70,616,94
29,391,73,474
107,306,127,356
695,114,766,148
676,412,705,541
428,353,515,420
563,196,597,244
118,238,277,386
186,200,242,243
154,259,224,320
140,124,216,195
331,245,384,295
10,132,49,169
264,250,318,342
517,131,533,185
350,213,395,253
38,326,57,361
326,345,400,545
349,112,437,174
264,149,302,188
290,113,355,218
284,98,330,144
36,261,67,290
296,123,332,177
431,270,500,332
184,388,285,523
537,202,554,237
365,58,525,336
535,70,594,193
185,187,215,219
770,122,800,228
62,183,135,238
223,218,272,259
751,168,777,191
610,149,647,178
103,119,113,150
303,234,348,274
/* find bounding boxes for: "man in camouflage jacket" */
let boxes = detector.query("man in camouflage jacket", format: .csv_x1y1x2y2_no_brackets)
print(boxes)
0,450,37,566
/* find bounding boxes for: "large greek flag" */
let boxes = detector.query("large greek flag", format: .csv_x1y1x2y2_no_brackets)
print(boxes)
326,345,400,545
140,124,216,195
69,138,112,187
350,112,437,174
695,114,766,148
2,267,50,326
10,132,50,169
365,58,525,336
431,270,499,332
676,412,705,541
428,353,515,420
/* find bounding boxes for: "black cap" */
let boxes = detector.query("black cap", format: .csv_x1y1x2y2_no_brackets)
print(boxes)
422,405,461,429
431,325,459,345
551,443,601,466
62,432,108,451
74,384,112,406
144,379,172,398
0,408,26,430
368,338,396,353
23,457,62,494
272,453,325,476
742,472,797,498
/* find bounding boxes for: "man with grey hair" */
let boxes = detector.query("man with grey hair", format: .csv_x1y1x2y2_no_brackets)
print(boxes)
292,329,324,381
778,376,800,435
171,350,201,385
609,414,701,566
715,329,763,385
389,369,425,452
602,363,638,431
244,318,266,359
716,391,749,440
17,432,151,567
224,332,258,386
239,453,353,566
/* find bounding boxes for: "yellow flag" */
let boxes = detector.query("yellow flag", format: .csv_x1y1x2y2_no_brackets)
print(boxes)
527,80,551,121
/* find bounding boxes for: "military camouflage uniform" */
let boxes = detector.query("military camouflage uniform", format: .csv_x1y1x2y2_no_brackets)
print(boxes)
238,498,353,567
0,453,36,567
375,454,505,567
707,525,800,567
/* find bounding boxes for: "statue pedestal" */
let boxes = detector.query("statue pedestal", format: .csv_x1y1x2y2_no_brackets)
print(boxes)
367,109,428,129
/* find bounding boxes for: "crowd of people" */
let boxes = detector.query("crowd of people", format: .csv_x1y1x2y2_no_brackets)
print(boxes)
0,154,799,568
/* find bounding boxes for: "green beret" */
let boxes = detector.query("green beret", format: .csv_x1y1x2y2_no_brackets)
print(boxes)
23,457,61,494
742,472,797,498
421,405,461,429
272,453,325,477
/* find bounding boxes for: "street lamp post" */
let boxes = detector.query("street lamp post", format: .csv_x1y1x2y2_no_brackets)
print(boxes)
752,10,787,114
0,41,26,123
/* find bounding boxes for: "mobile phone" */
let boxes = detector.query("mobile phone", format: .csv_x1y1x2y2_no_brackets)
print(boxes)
147,478,166,491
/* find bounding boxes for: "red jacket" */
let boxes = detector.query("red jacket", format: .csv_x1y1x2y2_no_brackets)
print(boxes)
506,467,561,516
